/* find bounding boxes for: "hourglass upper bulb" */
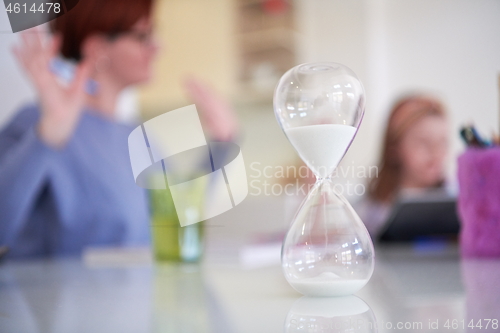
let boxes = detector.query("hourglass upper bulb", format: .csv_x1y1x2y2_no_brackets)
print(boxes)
274,63,365,178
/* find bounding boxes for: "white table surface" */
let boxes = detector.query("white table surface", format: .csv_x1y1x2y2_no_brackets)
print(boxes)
1,196,499,333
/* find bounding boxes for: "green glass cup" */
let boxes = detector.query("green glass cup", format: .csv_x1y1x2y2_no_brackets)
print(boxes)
149,183,205,263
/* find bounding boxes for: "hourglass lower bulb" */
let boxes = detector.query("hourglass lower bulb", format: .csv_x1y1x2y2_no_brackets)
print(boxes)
274,62,374,297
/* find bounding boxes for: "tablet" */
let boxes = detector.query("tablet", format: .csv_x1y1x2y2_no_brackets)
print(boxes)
379,193,460,242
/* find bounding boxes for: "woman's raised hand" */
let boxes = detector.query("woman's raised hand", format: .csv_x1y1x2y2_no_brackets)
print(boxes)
12,28,91,148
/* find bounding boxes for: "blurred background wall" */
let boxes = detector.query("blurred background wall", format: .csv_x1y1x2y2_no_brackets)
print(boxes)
1,0,499,195
294,0,500,185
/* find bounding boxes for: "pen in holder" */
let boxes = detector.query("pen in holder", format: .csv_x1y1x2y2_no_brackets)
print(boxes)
457,146,500,258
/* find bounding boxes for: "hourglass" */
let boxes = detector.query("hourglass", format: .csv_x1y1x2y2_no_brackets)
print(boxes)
274,62,374,297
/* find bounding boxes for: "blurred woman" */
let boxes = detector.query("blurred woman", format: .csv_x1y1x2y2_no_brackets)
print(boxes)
356,95,450,238
0,0,158,258
0,0,237,258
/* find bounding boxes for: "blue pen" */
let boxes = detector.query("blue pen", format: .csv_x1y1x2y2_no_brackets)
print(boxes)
460,125,492,147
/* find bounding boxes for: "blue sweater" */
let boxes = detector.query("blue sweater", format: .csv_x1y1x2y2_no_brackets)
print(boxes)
0,104,150,258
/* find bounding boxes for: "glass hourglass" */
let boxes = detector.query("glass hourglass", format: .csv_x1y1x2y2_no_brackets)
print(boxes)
274,62,374,297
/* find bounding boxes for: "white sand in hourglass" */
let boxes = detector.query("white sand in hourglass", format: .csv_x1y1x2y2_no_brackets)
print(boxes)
291,272,369,297
285,124,356,178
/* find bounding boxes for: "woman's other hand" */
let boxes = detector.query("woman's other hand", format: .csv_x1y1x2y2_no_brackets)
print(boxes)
12,28,91,148
183,76,238,142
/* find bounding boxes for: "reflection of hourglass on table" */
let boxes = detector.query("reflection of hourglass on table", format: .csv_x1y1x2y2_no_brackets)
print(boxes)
285,296,378,332
274,63,374,296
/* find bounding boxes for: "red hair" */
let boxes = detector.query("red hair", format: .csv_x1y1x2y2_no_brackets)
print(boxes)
50,0,154,61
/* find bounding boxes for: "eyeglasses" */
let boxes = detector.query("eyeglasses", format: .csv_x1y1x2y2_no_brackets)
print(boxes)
108,29,155,45
126,29,155,44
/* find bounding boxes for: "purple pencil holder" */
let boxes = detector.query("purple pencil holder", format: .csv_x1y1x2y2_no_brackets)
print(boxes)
458,147,500,258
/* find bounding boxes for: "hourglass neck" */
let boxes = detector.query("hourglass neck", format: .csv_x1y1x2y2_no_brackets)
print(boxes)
312,177,338,195
315,176,334,183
